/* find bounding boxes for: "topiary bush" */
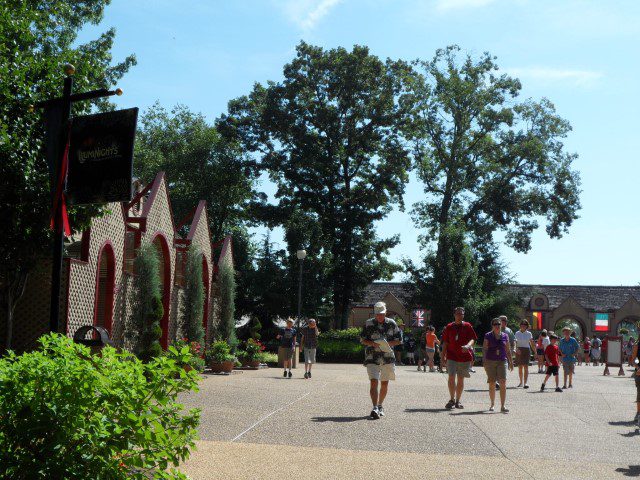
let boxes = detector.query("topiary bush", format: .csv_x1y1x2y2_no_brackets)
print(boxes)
179,247,205,345
127,243,163,362
216,262,237,348
0,334,200,479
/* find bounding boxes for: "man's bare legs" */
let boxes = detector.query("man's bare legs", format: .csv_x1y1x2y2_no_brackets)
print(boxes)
369,379,389,407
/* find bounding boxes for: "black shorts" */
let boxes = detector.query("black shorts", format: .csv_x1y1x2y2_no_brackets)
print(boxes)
536,348,544,355
547,365,559,376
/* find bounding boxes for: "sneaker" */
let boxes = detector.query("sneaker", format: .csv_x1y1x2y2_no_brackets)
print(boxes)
283,370,287,378
562,385,566,389
555,387,563,392
489,406,495,412
540,384,545,392
423,367,427,372
469,368,476,373
501,407,509,413
516,383,522,388
370,407,380,420
523,384,529,389
495,382,500,390
377,405,385,416
288,370,292,378
445,399,456,410
308,371,311,378
304,372,308,379
417,366,421,371
454,401,464,409
568,384,572,388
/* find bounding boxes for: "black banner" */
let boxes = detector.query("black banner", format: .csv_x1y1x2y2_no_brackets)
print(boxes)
66,108,138,205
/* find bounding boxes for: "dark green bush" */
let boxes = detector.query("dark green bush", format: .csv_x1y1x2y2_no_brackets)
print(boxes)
0,334,200,479
179,246,205,345
319,328,361,341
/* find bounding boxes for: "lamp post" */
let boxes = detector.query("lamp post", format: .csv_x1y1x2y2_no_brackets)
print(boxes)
296,249,306,326
32,64,123,334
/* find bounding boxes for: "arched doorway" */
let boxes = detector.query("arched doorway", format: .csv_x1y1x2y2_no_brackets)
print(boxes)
554,317,585,340
153,234,171,349
94,243,115,333
202,255,210,341
617,319,639,342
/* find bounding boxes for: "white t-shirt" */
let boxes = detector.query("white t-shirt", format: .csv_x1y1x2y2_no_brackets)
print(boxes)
515,330,533,348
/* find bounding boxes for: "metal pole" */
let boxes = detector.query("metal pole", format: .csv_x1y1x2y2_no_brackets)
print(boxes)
49,74,73,334
297,258,304,324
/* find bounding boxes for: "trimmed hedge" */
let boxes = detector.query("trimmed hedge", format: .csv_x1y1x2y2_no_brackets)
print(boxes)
316,328,363,363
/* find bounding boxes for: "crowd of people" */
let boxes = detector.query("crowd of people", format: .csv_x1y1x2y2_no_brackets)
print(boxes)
355,302,640,425
274,302,640,426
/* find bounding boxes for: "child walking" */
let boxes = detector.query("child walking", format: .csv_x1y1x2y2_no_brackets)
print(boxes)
541,332,562,392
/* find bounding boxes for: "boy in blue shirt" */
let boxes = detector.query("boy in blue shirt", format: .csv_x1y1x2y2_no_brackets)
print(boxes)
559,327,580,389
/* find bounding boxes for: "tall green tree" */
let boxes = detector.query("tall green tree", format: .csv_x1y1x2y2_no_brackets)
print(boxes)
0,0,135,349
404,45,581,251
402,46,581,324
218,42,410,328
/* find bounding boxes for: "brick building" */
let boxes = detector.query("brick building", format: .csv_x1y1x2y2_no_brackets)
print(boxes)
0,172,233,352
350,282,640,340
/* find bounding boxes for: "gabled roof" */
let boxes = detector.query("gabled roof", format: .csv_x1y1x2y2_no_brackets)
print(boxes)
507,284,640,312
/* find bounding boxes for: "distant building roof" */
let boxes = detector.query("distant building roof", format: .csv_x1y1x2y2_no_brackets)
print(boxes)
506,284,640,312
354,282,416,307
355,282,640,313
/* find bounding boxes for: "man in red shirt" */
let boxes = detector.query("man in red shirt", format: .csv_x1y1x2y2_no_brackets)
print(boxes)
441,306,477,409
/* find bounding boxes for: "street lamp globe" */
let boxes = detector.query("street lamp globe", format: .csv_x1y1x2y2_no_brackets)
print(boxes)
296,249,307,260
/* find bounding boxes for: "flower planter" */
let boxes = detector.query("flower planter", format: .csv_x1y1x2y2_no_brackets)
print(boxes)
209,360,234,374
241,360,261,369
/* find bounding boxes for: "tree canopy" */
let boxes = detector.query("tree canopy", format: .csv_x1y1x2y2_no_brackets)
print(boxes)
218,41,411,328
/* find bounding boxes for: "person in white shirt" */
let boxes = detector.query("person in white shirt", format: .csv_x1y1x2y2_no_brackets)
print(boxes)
514,320,537,388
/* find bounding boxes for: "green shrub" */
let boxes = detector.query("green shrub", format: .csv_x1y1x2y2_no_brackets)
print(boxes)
170,339,206,372
238,338,265,362
216,262,237,347
179,247,205,345
128,243,163,362
205,340,235,363
0,334,200,479
319,328,361,341
317,338,364,363
255,351,277,364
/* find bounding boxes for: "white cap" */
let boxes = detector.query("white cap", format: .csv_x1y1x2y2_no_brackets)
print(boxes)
374,301,387,315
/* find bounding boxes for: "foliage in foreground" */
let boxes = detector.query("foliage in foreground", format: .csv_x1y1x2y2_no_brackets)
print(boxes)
0,334,200,479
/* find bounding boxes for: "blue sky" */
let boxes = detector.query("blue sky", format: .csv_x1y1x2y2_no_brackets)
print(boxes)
79,0,640,286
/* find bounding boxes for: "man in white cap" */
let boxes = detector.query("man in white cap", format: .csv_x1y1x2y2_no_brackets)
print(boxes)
360,301,402,419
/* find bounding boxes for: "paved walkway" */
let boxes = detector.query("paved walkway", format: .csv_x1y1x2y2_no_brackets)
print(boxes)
180,362,639,479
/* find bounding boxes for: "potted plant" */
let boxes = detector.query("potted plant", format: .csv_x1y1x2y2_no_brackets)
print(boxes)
206,340,235,373
170,338,206,373
238,338,265,369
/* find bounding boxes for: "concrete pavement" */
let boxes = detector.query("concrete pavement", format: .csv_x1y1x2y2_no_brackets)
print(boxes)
180,362,639,479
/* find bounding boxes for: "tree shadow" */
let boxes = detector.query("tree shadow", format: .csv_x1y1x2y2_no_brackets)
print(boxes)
615,465,640,477
405,408,449,413
311,416,370,423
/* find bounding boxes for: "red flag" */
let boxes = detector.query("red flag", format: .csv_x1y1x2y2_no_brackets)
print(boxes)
50,122,72,236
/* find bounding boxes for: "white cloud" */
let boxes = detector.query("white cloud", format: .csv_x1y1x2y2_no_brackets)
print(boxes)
277,0,342,31
505,67,604,87
435,0,497,12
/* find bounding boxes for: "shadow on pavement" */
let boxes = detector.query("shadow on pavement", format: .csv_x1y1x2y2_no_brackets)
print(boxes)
450,410,494,416
404,408,449,413
311,416,370,423
609,420,637,427
465,388,517,392
615,465,640,477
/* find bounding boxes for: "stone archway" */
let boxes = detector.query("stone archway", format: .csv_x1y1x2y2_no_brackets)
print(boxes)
554,316,586,340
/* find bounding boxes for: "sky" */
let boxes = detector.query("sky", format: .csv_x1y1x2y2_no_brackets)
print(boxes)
78,0,640,286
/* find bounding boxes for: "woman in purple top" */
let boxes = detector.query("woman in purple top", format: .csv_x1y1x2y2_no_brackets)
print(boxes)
482,318,514,412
